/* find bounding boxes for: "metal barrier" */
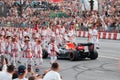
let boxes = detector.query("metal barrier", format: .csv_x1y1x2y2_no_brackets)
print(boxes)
77,31,120,40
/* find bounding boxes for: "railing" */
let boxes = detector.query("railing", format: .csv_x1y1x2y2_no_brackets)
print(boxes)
0,22,120,33
0,22,34,28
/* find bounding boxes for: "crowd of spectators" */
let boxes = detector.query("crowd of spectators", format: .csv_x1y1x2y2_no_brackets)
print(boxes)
0,0,120,80
0,0,120,32
0,57,61,80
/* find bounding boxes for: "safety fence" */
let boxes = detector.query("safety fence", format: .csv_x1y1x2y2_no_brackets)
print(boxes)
0,23,120,40
0,22,34,28
77,31,120,40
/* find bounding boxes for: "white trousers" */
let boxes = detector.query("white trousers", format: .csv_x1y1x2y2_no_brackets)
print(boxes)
25,58,33,66
89,37,100,48
50,56,57,64
11,56,19,66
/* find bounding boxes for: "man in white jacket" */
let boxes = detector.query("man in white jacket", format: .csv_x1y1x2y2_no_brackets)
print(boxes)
88,23,100,49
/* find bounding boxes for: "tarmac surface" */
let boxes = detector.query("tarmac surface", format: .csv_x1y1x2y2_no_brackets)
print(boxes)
18,38,120,80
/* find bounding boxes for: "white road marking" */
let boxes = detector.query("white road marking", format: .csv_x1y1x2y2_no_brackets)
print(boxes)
99,56,119,60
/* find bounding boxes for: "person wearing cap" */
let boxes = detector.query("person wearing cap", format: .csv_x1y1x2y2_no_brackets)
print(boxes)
43,62,61,80
34,39,43,66
13,65,28,80
11,37,21,66
48,38,59,64
23,37,33,66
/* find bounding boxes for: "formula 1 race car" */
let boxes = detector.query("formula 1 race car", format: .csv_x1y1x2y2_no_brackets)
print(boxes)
42,42,98,61
57,42,98,61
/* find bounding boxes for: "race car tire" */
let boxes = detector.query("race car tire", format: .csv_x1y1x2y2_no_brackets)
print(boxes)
80,52,90,59
69,51,79,61
42,49,48,58
88,50,98,60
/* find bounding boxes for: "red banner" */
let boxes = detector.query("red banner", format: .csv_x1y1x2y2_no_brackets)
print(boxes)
48,0,63,2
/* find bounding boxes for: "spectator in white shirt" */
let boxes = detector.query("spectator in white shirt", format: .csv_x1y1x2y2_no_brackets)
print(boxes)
43,62,62,80
0,64,15,80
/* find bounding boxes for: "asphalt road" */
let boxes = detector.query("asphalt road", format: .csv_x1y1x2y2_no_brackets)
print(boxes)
19,38,120,80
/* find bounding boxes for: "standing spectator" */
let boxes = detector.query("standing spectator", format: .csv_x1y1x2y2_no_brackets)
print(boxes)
43,62,61,80
88,26,93,43
88,23,100,49
13,65,28,80
34,39,43,65
48,38,59,64
23,37,33,66
0,63,15,80
11,37,21,66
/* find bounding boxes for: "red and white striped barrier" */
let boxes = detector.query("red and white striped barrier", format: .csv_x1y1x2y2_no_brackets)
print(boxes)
77,31,120,40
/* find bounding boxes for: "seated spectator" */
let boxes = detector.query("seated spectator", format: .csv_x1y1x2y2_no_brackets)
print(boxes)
43,62,62,80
